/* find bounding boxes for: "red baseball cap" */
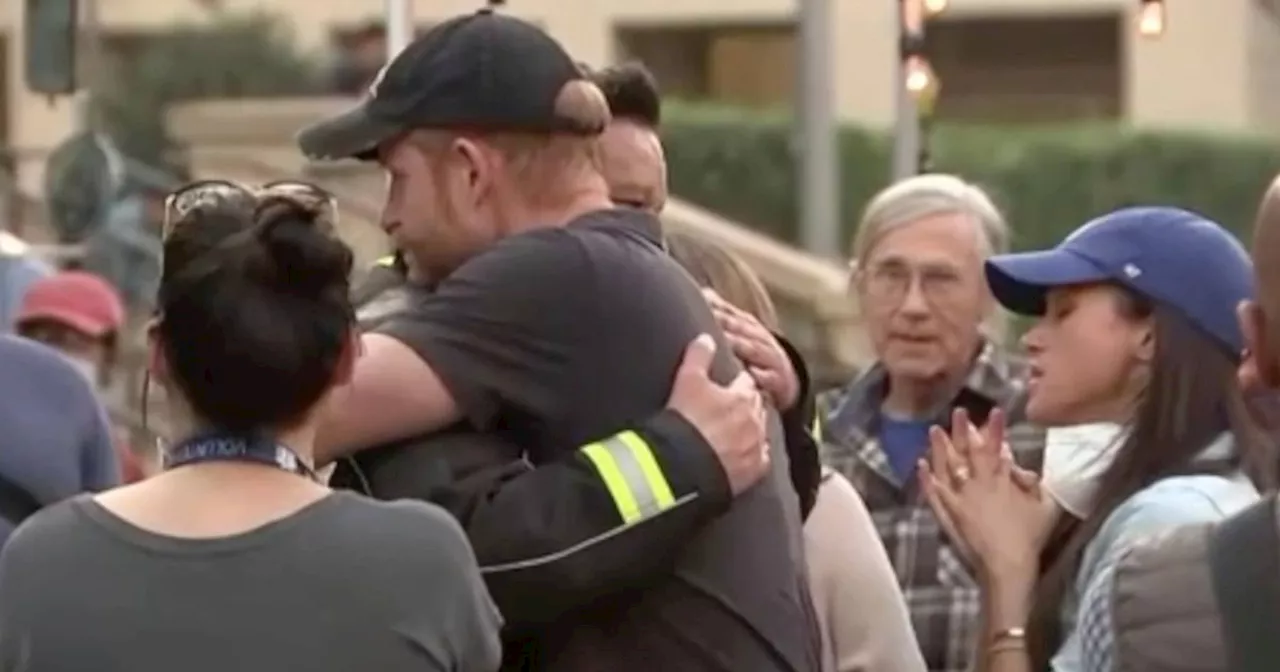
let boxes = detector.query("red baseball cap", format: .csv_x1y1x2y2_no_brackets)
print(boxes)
16,271,125,338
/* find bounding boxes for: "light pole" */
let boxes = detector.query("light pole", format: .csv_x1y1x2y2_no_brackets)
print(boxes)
385,0,413,59
796,0,841,259
891,0,944,180
74,0,101,132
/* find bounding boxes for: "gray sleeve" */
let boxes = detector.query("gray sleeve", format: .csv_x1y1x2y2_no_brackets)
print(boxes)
0,529,22,665
0,506,53,668
391,501,503,672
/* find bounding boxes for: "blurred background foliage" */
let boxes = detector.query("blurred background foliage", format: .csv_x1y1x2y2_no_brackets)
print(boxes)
93,11,325,171
92,12,1280,254
661,102,1280,252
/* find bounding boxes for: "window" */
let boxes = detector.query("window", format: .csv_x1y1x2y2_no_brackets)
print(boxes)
616,24,795,109
927,14,1122,122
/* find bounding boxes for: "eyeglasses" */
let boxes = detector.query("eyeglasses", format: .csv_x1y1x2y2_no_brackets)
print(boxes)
162,179,339,240
861,261,966,306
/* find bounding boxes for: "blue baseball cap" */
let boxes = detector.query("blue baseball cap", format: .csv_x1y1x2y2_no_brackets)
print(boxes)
984,206,1254,358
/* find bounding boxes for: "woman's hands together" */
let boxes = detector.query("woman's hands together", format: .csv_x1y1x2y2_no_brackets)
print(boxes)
918,408,1059,585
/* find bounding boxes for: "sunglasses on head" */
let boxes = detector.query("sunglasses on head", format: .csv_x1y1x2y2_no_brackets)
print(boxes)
162,179,339,240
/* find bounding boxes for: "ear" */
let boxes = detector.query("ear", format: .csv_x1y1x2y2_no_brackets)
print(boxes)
1132,318,1156,364
451,137,491,195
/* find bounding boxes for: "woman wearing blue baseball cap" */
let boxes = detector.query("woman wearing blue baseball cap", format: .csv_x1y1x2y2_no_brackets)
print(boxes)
918,206,1273,671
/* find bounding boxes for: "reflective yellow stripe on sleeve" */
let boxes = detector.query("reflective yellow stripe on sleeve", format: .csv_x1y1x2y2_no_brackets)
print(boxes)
810,409,823,441
375,255,397,267
580,430,677,524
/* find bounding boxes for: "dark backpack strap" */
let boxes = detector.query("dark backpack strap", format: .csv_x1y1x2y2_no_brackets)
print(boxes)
1209,496,1280,672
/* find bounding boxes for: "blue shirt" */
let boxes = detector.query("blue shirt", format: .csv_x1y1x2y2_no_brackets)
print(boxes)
878,416,932,484
0,336,119,545
0,253,52,331
1051,435,1258,672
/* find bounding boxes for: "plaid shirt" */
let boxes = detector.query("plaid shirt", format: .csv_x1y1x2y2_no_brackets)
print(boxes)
818,343,1046,672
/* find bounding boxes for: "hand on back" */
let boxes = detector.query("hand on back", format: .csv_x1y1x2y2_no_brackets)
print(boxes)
666,334,770,495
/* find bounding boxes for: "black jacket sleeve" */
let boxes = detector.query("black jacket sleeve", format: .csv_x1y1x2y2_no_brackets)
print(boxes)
468,410,731,631
775,334,822,521
341,410,733,633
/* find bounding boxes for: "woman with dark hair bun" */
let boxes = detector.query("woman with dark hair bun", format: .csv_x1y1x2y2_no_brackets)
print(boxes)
0,181,502,672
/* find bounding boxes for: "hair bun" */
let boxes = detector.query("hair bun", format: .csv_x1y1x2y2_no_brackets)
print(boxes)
244,197,352,299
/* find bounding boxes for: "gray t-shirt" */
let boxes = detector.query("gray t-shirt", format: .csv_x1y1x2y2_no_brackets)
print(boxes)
0,491,502,672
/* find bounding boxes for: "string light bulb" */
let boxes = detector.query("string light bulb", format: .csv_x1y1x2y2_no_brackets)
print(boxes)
923,0,948,16
1138,0,1166,38
904,55,941,115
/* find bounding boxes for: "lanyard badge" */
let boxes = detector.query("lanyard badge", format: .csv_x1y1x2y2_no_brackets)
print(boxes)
164,433,318,481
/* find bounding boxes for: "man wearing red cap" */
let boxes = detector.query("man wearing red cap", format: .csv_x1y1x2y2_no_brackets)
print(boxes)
15,271,125,388
0,319,120,544
11,271,135,492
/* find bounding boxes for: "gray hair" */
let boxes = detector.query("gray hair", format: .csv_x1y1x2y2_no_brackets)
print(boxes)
850,174,1011,343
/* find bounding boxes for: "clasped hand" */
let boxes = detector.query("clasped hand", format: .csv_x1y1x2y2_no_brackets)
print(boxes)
917,408,1059,584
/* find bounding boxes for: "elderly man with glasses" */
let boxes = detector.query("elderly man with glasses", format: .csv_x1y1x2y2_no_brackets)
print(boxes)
820,174,1046,672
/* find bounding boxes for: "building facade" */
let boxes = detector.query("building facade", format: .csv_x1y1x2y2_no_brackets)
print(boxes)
2,0,1279,195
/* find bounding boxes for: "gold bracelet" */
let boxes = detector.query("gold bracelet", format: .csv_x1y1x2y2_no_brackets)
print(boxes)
990,626,1027,650
989,641,1027,657
991,626,1026,644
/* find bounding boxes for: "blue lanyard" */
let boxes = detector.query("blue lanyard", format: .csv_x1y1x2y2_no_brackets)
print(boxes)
164,432,318,482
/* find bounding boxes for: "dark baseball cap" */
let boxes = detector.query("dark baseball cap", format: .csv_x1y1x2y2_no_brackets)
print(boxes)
985,206,1254,358
298,8,602,161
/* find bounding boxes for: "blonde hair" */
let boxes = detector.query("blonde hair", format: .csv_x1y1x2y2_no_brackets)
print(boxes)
851,174,1010,342
666,231,779,331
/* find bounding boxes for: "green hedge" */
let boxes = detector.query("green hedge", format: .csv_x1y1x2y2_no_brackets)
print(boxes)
660,103,1280,252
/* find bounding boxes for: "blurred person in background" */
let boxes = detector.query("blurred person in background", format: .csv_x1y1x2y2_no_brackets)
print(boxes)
920,207,1268,672
13,270,141,483
820,174,1044,672
299,10,818,671
330,20,389,95
15,270,124,389
1069,181,1280,672
667,229,927,672
0,230,53,331
79,168,174,312
0,188,501,672
0,333,117,546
